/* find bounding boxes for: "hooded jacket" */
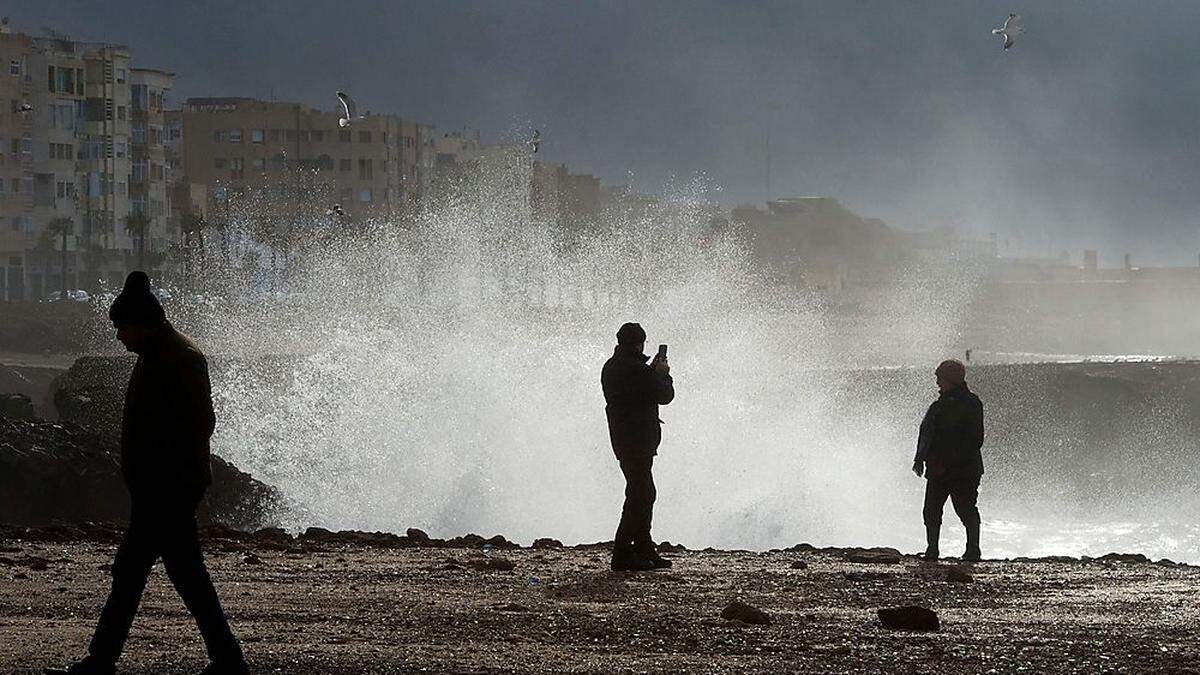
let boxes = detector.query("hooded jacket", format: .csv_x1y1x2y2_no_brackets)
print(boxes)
915,382,984,481
601,344,675,460
120,323,216,501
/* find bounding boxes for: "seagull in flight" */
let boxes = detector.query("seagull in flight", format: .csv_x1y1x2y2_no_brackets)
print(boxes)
530,129,540,154
18,102,32,113
336,91,358,128
992,13,1022,50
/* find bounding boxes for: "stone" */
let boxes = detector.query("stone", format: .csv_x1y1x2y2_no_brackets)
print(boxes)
532,537,563,549
0,393,34,419
877,605,939,631
406,528,431,543
721,600,771,625
945,565,973,583
242,553,264,565
658,541,688,553
1097,552,1150,565
845,547,902,565
790,560,808,570
468,556,516,572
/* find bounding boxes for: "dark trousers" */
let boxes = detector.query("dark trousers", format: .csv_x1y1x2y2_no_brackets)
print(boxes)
89,498,242,666
614,456,656,554
922,477,981,529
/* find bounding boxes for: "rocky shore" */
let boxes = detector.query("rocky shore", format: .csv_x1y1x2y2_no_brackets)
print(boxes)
1,524,1198,674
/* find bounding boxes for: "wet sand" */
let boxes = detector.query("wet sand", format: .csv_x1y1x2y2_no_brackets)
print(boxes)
2,531,1199,674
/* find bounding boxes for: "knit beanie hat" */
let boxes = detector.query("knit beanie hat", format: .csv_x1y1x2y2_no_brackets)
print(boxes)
616,322,647,346
108,271,165,328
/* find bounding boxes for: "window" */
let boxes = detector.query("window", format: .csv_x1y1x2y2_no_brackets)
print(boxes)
75,69,84,95
214,158,226,169
230,157,244,179
311,130,325,142
54,103,75,130
358,131,371,143
252,157,265,171
131,84,147,110
9,60,19,76
339,158,351,172
132,122,146,144
339,130,351,143
285,129,296,142
21,135,30,154
251,129,264,144
151,163,164,181
117,106,126,121
214,130,226,143
228,129,243,143
358,188,372,203
48,65,54,92
382,132,388,144
116,68,126,84
270,154,286,171
358,159,373,180
270,129,282,142
116,141,125,158
132,159,147,181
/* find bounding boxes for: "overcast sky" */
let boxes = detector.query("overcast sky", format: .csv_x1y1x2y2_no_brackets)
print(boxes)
15,1,1200,264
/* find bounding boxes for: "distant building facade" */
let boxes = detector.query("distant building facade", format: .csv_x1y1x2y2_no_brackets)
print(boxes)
180,97,432,220
0,24,177,300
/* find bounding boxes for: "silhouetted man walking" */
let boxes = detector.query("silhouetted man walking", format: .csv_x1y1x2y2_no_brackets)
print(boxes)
602,322,675,572
913,359,985,562
50,272,247,675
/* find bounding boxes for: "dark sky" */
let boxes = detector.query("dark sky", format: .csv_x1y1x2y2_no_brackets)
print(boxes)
16,1,1200,264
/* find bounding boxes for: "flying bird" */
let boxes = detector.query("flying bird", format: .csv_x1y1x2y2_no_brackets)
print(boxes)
530,129,540,154
18,102,32,113
336,91,358,128
992,13,1022,50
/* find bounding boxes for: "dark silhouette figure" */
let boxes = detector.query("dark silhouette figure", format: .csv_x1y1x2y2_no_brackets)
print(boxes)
601,322,675,571
49,272,247,675
912,359,985,562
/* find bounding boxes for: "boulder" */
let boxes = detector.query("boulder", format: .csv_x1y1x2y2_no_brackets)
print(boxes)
0,393,34,419
0,416,278,530
532,537,563,549
721,600,772,625
877,605,939,631
790,560,808,570
406,528,431,544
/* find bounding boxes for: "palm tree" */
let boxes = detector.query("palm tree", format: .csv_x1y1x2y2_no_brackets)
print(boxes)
46,217,74,298
122,212,150,271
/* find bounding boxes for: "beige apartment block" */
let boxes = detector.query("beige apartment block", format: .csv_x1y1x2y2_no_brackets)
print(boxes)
0,23,176,300
181,97,432,222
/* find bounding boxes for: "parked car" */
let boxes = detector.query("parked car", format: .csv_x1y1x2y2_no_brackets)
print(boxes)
40,289,91,303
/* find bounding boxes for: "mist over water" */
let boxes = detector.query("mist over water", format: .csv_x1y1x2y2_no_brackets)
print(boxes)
166,157,1200,562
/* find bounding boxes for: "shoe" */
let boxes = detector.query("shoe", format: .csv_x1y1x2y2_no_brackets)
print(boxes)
920,548,939,562
962,547,982,563
199,660,250,675
44,657,116,675
611,548,657,572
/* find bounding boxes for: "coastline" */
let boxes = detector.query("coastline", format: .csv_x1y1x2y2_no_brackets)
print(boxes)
2,524,1196,673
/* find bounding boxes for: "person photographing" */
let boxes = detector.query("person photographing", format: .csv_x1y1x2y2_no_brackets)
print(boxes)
601,322,675,571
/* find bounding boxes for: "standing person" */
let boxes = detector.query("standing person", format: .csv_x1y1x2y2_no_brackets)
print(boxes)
49,272,247,675
912,359,985,562
601,322,675,571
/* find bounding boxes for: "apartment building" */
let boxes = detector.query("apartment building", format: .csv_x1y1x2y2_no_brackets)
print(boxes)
180,97,432,220
0,24,177,300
